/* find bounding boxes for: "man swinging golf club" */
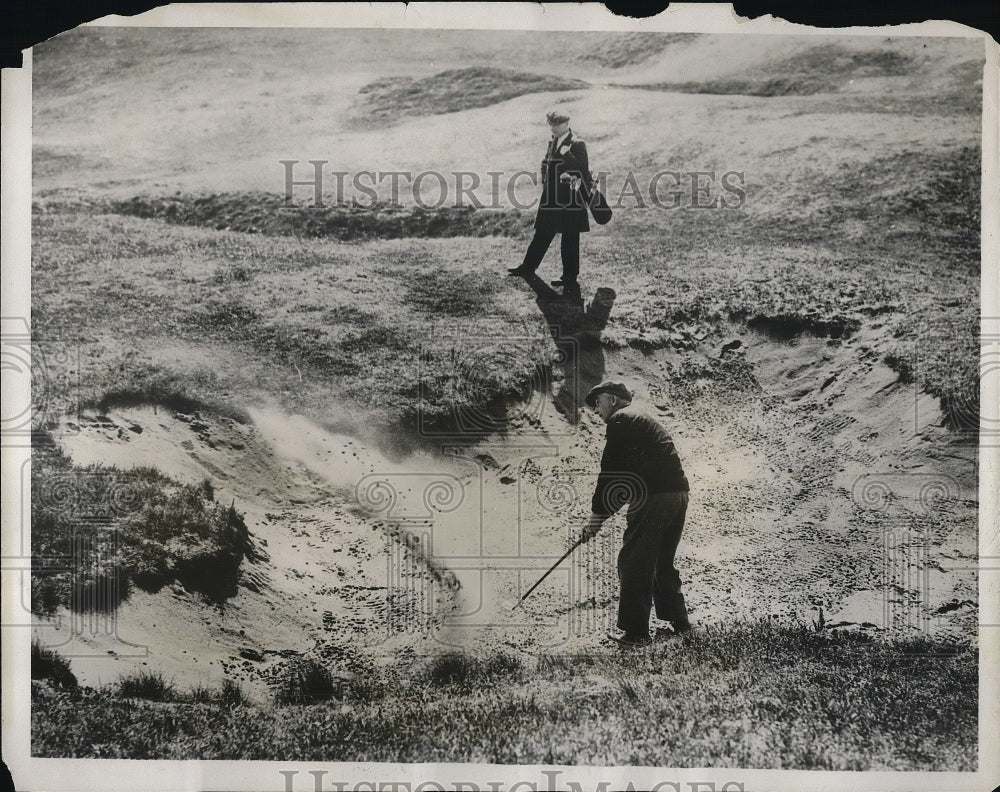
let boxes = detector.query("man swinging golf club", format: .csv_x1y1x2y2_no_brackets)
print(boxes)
580,380,692,646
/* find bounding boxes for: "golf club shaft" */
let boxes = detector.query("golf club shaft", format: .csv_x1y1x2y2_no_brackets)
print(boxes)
513,536,586,610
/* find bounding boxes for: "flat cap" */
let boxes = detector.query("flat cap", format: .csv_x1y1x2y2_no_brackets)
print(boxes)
585,380,634,408
546,110,570,124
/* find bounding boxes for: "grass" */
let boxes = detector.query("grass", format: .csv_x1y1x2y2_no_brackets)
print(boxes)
71,194,533,240
621,78,836,97
354,67,588,123
31,621,976,767
620,45,919,97
30,207,552,427
575,32,700,68
189,678,246,706
25,34,983,769
31,437,258,616
31,640,77,689
763,44,913,79
404,269,501,317
30,139,979,428
272,658,346,705
117,669,175,701
426,650,525,687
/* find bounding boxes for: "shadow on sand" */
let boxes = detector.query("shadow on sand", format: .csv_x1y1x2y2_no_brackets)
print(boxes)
521,275,616,424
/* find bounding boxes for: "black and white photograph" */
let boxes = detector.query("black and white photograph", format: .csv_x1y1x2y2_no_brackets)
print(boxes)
2,3,998,791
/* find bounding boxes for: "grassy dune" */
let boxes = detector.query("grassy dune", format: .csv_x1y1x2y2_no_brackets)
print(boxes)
354,68,589,124
31,136,980,430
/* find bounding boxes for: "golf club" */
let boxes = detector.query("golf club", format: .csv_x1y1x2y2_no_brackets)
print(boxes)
512,534,588,610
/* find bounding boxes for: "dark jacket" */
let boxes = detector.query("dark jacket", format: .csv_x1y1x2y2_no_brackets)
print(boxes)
534,130,591,234
591,404,689,517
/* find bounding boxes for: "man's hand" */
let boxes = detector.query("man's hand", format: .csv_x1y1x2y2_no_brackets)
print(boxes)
580,513,605,544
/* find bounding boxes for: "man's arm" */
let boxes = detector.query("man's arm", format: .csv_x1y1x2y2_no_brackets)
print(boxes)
590,413,630,519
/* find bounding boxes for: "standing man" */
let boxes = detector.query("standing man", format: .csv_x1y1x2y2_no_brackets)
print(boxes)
508,110,592,289
580,380,692,647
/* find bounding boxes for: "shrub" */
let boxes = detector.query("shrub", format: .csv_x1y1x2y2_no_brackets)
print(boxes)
117,669,174,701
218,678,247,706
427,651,526,687
273,658,343,705
188,683,214,703
31,640,78,688
427,652,485,687
484,650,525,681
186,677,246,705
31,439,256,615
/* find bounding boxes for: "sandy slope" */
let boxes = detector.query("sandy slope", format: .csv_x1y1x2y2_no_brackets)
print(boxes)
51,401,448,696
44,316,976,698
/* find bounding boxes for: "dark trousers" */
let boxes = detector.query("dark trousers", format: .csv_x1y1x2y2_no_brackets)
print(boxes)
617,491,689,635
520,227,580,282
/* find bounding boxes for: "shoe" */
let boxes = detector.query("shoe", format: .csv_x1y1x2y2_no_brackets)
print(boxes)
550,279,577,288
672,619,693,635
607,631,652,648
508,267,534,277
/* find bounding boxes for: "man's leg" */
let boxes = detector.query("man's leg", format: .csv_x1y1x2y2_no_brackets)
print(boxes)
513,226,556,274
652,491,689,628
559,230,580,283
617,494,672,637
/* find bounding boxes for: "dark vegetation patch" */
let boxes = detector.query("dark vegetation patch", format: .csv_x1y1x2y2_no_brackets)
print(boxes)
211,263,255,284
117,669,175,701
742,312,859,340
403,347,547,436
425,651,525,688
189,679,247,707
191,298,261,332
882,351,915,384
621,77,835,97
354,67,588,123
42,194,531,241
185,299,403,378
272,657,347,705
32,146,95,179
85,355,250,424
619,45,915,97
403,269,501,317
32,639,78,689
31,437,259,616
32,621,975,767
764,44,912,79
573,32,699,68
